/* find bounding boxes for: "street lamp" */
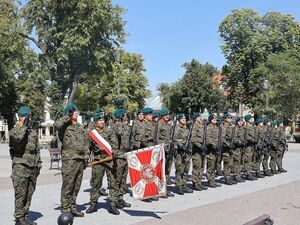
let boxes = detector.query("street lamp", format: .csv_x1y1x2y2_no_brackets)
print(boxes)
263,79,270,111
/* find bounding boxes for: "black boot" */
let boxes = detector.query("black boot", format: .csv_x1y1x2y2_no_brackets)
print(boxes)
72,209,84,217
200,183,208,190
119,199,131,208
99,188,108,196
24,215,36,225
208,180,217,188
278,168,287,173
108,203,120,215
246,174,255,181
256,172,264,178
86,203,97,214
183,186,193,193
264,171,273,176
15,218,29,225
176,188,184,195
193,184,202,191
224,179,233,185
166,190,175,197
115,200,124,209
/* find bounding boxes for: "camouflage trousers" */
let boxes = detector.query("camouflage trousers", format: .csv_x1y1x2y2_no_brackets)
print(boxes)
216,154,222,174
61,159,84,213
192,150,204,186
276,146,285,170
269,149,277,172
262,149,271,172
231,148,241,179
165,152,174,181
206,152,217,181
12,163,40,219
174,151,191,189
222,152,232,180
253,150,264,173
89,160,118,204
113,158,128,201
242,146,253,176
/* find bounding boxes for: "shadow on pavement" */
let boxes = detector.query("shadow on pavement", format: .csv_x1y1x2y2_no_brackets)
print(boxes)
123,209,167,219
29,211,43,221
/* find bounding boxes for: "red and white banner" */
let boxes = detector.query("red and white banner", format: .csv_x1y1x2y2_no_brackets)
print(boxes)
125,145,166,200
89,129,112,157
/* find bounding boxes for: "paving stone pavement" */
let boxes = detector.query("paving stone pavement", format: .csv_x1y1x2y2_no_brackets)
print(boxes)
0,143,299,225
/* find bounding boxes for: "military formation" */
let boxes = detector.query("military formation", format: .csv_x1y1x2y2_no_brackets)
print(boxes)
9,104,288,225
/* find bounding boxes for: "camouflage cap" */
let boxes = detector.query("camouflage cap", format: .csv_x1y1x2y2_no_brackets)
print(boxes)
17,106,32,117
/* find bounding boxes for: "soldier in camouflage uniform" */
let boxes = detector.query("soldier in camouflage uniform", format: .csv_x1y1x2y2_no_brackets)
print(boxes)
172,113,193,195
155,108,175,197
86,112,119,215
253,118,265,178
131,110,144,150
9,106,41,225
221,113,236,185
243,114,256,181
191,112,208,191
269,121,279,175
140,108,154,148
54,103,89,217
215,116,224,177
206,114,222,188
110,109,131,209
276,119,288,173
262,118,274,176
232,117,245,183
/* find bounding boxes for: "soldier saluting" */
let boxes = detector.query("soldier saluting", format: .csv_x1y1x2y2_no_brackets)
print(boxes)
9,106,41,225
54,103,89,218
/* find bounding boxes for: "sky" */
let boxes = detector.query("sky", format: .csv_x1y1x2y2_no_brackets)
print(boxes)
114,0,300,96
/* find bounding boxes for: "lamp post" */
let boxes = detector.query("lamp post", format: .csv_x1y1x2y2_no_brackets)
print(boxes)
263,79,270,111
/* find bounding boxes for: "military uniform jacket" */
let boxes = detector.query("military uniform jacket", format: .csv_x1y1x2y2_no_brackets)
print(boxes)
141,120,154,147
172,124,188,151
271,128,279,150
110,121,131,159
264,126,272,148
255,126,265,151
131,120,144,149
54,116,89,160
206,123,219,153
234,125,244,148
156,120,171,145
244,124,255,146
277,127,287,150
89,124,112,160
191,122,204,150
9,124,41,167
222,123,232,152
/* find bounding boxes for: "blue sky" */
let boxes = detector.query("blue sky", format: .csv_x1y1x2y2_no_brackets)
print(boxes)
114,0,300,95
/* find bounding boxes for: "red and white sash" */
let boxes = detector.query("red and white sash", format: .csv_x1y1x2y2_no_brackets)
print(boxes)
89,129,112,157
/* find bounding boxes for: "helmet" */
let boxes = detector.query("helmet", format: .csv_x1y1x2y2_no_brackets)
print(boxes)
57,212,74,225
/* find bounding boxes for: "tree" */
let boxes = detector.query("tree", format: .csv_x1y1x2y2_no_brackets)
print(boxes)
158,60,227,117
219,9,300,110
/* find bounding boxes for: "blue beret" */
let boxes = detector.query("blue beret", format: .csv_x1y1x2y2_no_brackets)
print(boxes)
142,107,153,114
17,106,32,117
159,108,169,116
114,109,126,118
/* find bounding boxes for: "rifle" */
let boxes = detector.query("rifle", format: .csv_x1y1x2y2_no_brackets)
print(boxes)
242,126,248,154
200,124,207,158
129,120,135,149
216,125,222,156
230,125,236,153
184,121,194,154
153,121,159,145
166,115,177,154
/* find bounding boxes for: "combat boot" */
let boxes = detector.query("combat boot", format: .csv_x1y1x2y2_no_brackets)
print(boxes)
72,209,84,217
264,171,273,176
224,178,233,185
99,188,108,196
24,215,37,225
176,188,184,195
255,172,264,178
278,168,287,173
200,183,208,190
167,178,175,185
86,203,97,214
119,199,131,208
108,203,120,215
271,170,279,175
193,183,202,191
215,181,222,187
183,186,193,193
246,174,255,181
208,180,217,188
15,218,29,225
166,190,175,197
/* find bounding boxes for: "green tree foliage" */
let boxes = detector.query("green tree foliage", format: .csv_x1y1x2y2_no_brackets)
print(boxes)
219,9,300,111
158,60,227,117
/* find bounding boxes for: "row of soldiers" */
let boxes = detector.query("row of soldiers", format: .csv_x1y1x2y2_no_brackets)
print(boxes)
8,104,288,225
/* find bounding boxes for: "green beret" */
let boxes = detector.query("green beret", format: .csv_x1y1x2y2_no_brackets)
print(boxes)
263,118,270,125
113,109,126,119
217,116,223,126
244,114,252,122
208,114,216,122
153,111,159,118
256,118,263,125
223,112,230,119
192,112,201,120
236,116,244,123
17,106,32,117
96,107,104,114
277,119,283,126
271,120,277,127
94,112,105,120
177,113,186,120
159,108,169,116
142,107,153,115
64,103,77,115
137,109,143,115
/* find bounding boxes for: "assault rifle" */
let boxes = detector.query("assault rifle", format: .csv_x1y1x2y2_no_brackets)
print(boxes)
166,115,177,155
230,125,236,153
128,120,135,149
200,124,207,158
242,126,248,154
184,121,194,154
216,125,222,156
153,121,159,145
